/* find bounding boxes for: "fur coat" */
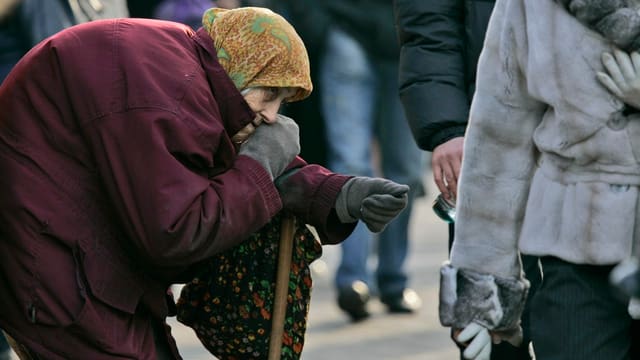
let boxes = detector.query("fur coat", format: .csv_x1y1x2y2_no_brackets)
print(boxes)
441,0,639,331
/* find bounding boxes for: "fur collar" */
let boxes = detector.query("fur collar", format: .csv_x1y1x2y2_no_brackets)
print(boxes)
556,0,640,50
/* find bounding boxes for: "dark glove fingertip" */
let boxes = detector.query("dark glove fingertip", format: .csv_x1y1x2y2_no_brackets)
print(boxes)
394,187,410,197
386,181,408,190
366,194,407,204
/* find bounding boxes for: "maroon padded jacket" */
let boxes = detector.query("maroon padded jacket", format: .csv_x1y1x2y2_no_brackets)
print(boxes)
0,18,352,359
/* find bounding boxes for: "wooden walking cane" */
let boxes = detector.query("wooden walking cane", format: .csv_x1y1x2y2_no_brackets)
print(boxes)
268,213,296,360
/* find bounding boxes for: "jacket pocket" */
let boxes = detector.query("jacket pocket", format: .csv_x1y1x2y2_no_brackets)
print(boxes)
31,246,149,352
31,245,143,327
80,248,144,315
64,254,145,352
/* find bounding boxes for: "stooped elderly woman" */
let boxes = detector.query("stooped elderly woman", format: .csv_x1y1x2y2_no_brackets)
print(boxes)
0,6,409,359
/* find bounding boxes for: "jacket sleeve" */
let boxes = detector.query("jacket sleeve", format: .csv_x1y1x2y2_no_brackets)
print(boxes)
83,108,282,267
440,0,544,333
451,0,545,279
279,157,357,245
394,0,469,151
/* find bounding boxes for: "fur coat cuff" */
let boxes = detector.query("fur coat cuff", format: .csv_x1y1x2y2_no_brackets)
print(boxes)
439,262,529,332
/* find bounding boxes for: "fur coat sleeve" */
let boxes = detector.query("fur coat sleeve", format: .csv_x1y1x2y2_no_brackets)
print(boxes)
439,0,540,333
450,0,545,279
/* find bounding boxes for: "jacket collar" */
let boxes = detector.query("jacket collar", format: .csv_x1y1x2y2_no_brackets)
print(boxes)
556,0,640,51
193,27,255,139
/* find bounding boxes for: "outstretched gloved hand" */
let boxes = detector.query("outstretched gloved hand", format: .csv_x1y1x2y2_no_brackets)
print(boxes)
456,323,492,360
238,114,300,180
597,49,640,109
335,177,409,233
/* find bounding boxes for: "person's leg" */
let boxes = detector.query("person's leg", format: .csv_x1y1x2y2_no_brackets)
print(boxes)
0,331,10,360
531,256,634,360
319,27,376,320
490,255,539,359
3,331,39,360
373,59,425,309
631,319,640,358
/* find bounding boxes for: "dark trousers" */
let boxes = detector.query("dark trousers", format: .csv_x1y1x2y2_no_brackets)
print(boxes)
448,224,540,360
0,331,10,360
530,256,640,360
0,331,8,353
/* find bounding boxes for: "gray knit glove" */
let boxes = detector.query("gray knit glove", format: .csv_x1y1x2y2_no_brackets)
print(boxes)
238,114,300,179
335,177,409,233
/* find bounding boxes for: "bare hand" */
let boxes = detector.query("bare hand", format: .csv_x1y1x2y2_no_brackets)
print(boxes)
432,137,464,201
597,49,640,109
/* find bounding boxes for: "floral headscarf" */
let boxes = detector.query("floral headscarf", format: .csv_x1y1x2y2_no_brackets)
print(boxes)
202,7,312,102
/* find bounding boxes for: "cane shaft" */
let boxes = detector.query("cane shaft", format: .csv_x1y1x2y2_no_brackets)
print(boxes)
268,214,296,360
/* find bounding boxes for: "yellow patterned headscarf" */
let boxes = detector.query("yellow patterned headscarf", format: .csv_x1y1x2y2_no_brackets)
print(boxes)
202,7,312,102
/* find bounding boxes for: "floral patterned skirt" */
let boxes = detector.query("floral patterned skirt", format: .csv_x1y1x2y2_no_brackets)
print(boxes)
176,214,323,360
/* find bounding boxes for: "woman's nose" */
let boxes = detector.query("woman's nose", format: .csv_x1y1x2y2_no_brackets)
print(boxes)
261,106,280,124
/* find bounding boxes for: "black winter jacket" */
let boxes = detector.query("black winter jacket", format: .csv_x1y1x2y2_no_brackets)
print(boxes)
394,0,495,151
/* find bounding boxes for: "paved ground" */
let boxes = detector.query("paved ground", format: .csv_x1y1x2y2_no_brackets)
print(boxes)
169,171,460,360
8,170,460,359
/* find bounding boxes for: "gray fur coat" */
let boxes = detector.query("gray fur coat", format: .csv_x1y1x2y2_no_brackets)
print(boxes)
441,0,639,331
453,0,637,276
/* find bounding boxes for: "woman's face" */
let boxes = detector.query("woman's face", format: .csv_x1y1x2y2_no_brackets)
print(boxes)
243,87,297,124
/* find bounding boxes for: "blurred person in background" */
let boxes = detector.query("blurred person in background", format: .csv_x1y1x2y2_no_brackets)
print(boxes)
127,0,163,18
0,0,21,83
394,0,540,359
0,0,129,83
0,334,7,360
127,0,237,21
149,0,240,30
275,0,331,168
0,6,410,358
237,0,331,167
0,1,19,358
152,0,216,29
315,0,426,322
0,338,7,360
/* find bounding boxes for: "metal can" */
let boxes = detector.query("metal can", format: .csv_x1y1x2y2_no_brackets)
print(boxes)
432,193,456,223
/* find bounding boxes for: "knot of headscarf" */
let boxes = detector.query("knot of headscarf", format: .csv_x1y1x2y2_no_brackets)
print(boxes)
556,0,640,51
202,7,312,102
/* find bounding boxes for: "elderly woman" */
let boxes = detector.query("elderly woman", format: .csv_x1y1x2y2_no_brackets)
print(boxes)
0,7,409,359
